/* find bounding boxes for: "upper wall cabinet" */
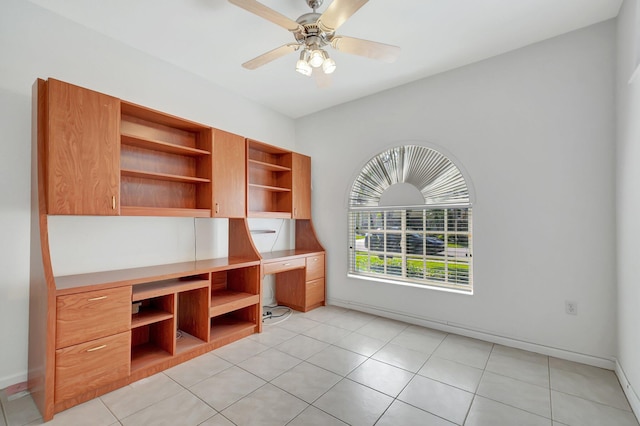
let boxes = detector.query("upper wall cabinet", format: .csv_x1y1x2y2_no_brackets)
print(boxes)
212,130,245,218
292,153,311,220
46,79,120,215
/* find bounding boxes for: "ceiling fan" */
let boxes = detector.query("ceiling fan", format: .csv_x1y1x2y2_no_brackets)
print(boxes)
228,0,400,80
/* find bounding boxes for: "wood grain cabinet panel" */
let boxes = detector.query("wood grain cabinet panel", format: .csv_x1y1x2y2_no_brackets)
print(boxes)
263,257,305,275
54,331,131,403
56,287,131,349
306,278,325,307
305,254,324,281
47,79,120,215
292,153,311,219
212,130,245,217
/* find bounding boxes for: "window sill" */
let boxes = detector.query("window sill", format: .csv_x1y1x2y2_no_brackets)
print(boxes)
347,273,473,295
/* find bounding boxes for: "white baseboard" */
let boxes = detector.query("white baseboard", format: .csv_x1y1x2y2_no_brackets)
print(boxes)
616,360,640,421
328,297,615,370
0,372,27,392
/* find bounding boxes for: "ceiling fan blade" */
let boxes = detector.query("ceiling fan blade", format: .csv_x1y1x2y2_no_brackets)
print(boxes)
228,0,303,33
317,0,368,33
242,43,300,70
313,70,332,88
331,36,400,63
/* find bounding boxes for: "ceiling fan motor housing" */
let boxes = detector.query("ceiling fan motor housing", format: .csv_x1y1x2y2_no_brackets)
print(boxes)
295,12,333,47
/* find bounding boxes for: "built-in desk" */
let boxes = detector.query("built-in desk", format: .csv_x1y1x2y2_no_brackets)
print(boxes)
261,249,326,312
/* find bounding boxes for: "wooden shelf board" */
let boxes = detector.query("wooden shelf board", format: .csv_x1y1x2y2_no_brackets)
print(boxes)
248,183,291,192
121,101,210,132
176,331,207,354
121,168,211,184
210,290,259,318
131,309,173,328
121,133,210,157
55,258,260,294
248,159,291,172
119,206,211,217
247,211,292,219
210,318,256,343
130,343,172,372
133,278,210,301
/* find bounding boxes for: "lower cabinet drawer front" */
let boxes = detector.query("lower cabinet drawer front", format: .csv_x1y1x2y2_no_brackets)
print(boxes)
55,331,131,403
263,257,305,275
305,254,325,281
56,286,131,349
306,278,325,306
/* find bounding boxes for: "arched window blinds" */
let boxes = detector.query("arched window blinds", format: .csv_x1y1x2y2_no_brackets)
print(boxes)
349,145,470,208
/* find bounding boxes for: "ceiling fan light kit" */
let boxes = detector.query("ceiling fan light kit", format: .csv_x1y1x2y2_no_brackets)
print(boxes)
228,0,400,81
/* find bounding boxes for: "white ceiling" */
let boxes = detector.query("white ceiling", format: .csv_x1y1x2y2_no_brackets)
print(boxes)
29,0,621,118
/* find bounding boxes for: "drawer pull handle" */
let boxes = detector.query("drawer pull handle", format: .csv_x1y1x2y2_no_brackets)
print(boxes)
88,296,108,301
87,344,107,352
283,263,291,266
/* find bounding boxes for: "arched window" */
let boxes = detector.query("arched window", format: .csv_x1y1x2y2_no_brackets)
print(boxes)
348,145,473,293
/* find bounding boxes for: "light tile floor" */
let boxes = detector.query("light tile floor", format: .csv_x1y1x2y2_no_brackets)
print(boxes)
2,306,638,426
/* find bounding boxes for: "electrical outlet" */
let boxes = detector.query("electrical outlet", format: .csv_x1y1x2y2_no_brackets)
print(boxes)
565,300,578,315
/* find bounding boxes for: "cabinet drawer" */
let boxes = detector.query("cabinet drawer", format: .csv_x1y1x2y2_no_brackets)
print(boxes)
263,257,305,275
56,286,131,349
306,278,325,307
55,331,131,403
305,254,325,281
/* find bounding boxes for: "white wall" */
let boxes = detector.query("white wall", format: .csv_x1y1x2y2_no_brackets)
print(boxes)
616,0,640,414
0,0,295,388
297,21,617,364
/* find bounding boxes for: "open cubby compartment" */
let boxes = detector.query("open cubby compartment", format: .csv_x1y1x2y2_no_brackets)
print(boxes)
130,293,175,371
247,140,292,217
119,102,213,216
210,266,261,318
210,306,260,347
176,284,210,354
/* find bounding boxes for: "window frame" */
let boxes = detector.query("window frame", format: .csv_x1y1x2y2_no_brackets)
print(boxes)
347,144,473,293
348,206,473,293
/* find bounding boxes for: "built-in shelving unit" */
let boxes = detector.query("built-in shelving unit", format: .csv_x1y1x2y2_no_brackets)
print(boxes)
119,101,213,216
246,139,292,218
29,78,324,422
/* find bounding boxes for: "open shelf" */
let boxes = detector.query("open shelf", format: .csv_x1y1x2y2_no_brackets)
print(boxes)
121,133,210,156
131,342,172,372
131,308,173,328
210,316,256,345
248,159,291,172
210,290,260,318
248,183,291,192
176,330,206,355
132,277,210,301
121,169,211,184
119,206,211,217
119,104,212,217
247,211,292,219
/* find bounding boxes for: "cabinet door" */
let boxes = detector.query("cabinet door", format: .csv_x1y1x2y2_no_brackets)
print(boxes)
212,129,245,217
292,153,311,219
47,79,120,215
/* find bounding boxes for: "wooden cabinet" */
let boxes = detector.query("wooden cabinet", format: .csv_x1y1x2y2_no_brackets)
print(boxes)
212,130,245,217
30,78,325,422
54,286,132,404
274,253,325,312
56,287,131,348
55,332,130,404
292,153,312,219
46,79,120,215
246,139,292,218
44,257,261,417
